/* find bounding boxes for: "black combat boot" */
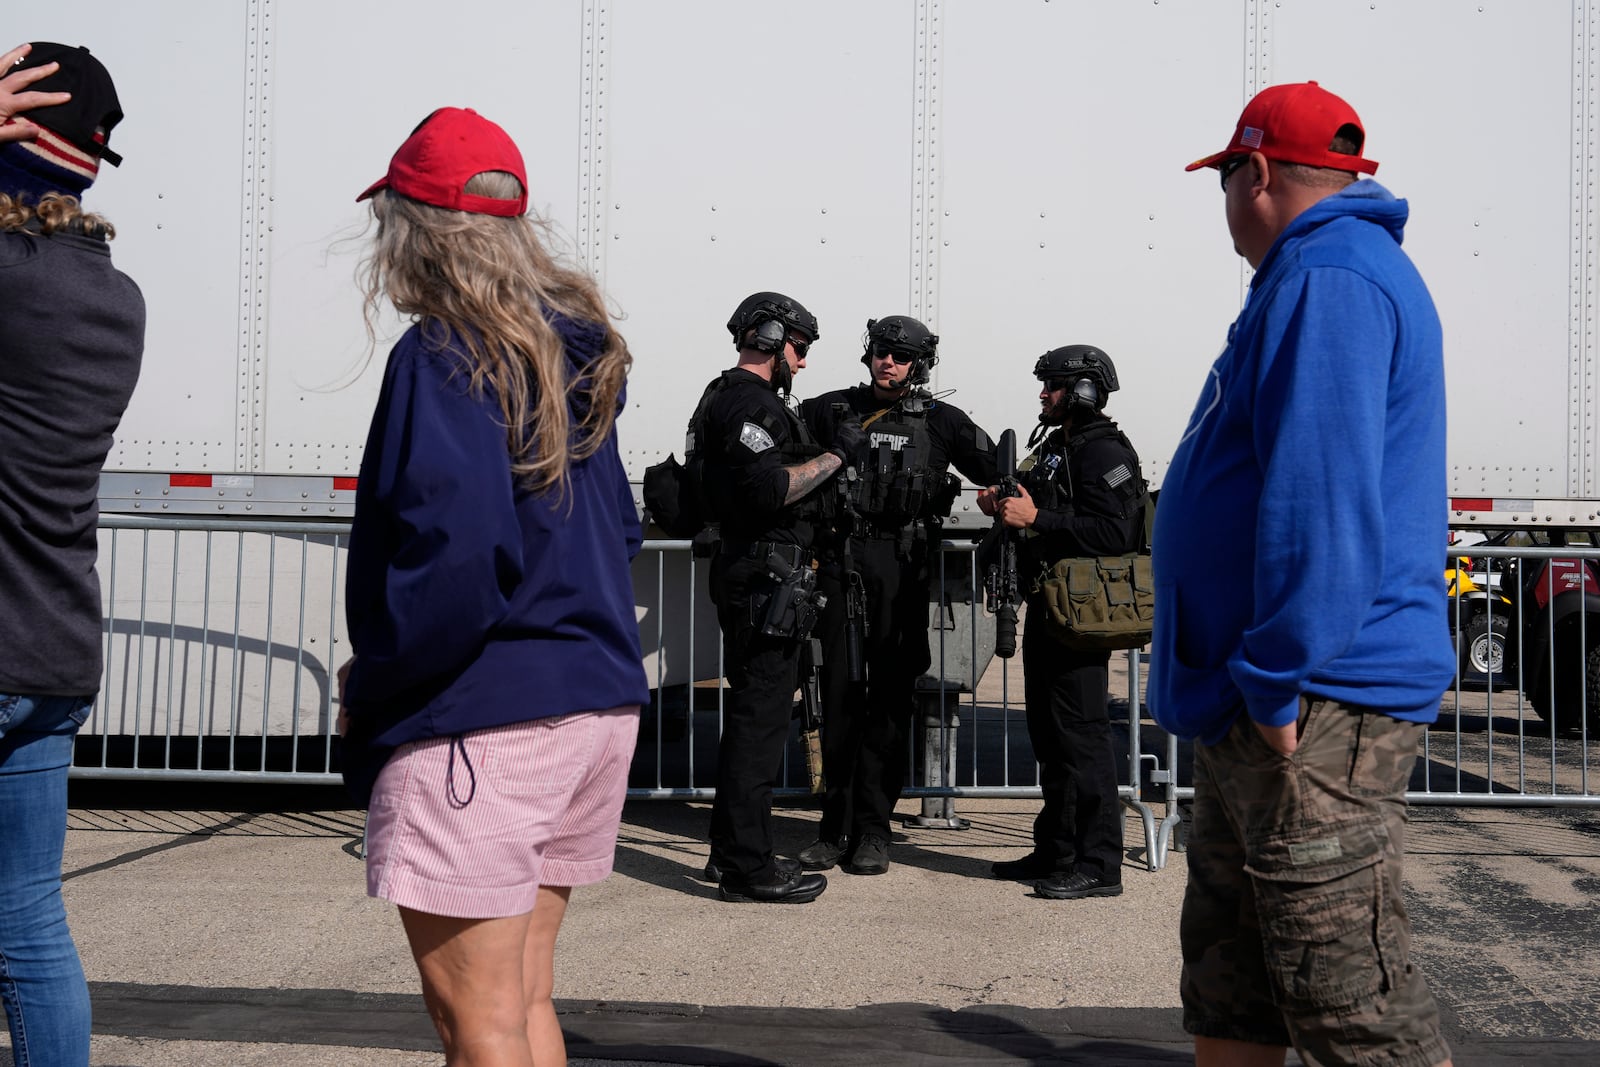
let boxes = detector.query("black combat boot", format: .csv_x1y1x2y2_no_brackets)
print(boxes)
1034,870,1122,900
845,833,890,875
797,837,848,871
718,868,828,904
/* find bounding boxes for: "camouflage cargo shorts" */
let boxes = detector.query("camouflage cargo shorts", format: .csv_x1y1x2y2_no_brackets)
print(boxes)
1180,697,1451,1067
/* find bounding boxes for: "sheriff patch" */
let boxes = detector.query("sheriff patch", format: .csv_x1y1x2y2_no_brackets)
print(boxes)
739,421,776,454
869,431,910,452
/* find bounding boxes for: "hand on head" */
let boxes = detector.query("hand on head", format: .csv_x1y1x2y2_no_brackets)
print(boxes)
0,43,71,144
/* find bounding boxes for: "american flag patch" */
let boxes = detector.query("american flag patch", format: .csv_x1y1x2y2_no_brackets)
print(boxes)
1104,464,1133,489
1241,126,1264,149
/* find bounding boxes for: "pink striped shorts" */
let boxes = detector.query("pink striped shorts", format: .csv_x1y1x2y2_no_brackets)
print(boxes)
364,706,639,918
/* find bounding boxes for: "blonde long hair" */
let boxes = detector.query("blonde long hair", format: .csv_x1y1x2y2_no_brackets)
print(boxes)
360,172,631,498
0,190,115,237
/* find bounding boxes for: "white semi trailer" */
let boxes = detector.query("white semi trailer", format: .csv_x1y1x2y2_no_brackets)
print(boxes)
44,0,1598,519
21,1,1600,752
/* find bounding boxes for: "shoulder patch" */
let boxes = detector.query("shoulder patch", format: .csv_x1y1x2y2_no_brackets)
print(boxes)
739,421,777,454
1102,464,1133,490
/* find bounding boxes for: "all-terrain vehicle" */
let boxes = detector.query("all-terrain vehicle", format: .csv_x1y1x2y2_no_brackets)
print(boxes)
1446,554,1515,686
1492,530,1600,733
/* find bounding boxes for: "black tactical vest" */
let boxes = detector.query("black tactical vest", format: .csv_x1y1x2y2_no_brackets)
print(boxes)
854,401,937,528
763,398,835,525
1021,422,1145,519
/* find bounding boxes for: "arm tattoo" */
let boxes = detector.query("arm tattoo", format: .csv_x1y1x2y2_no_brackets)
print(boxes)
782,452,843,505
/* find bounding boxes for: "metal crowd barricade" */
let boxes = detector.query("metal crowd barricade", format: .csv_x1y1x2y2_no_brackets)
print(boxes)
85,515,1168,863
85,515,347,783
1418,544,1600,807
82,516,1600,873
599,537,1167,869
1150,543,1600,869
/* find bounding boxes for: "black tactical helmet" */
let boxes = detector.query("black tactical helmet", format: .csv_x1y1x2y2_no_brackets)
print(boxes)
862,315,939,386
726,291,820,354
1033,344,1120,410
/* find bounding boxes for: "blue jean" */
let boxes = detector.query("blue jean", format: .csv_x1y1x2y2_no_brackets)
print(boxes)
0,694,92,1067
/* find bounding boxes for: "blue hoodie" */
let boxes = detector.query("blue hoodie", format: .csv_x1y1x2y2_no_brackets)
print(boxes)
341,313,648,804
1149,180,1454,745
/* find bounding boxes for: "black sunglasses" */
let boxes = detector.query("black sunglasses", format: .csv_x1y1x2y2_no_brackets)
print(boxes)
1043,377,1074,393
787,335,811,357
870,347,915,365
1219,155,1251,192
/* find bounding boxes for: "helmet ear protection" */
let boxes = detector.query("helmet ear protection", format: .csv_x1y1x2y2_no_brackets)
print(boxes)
1070,377,1103,410
752,318,787,355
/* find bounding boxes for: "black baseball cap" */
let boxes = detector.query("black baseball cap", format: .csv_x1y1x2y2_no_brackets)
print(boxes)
9,43,123,166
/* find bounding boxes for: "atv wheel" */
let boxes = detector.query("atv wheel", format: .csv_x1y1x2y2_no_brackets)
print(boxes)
1584,643,1600,734
1530,624,1600,734
1461,613,1510,683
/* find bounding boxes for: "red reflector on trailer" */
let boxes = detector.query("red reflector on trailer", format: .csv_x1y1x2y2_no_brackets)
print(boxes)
169,474,212,488
1450,498,1494,512
333,477,358,491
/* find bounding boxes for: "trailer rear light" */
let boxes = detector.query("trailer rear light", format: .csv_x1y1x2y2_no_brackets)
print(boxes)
333,478,358,491
169,474,213,488
1451,498,1494,512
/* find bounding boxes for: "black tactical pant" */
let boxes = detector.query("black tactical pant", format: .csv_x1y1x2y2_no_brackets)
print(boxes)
707,550,805,881
813,536,933,845
1021,599,1125,881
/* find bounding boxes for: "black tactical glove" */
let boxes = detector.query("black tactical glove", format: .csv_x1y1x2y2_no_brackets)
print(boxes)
829,416,867,464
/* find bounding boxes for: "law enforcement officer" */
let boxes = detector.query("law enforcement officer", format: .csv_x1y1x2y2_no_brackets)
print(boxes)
978,345,1144,899
699,292,865,904
798,316,997,875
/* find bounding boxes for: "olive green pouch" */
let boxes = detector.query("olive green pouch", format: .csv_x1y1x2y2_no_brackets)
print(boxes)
1037,554,1155,650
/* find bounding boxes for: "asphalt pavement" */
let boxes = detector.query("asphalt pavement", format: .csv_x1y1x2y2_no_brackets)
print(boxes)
7,777,1597,1066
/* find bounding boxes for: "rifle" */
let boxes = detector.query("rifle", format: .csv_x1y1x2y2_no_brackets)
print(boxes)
982,429,1022,658
799,635,825,794
830,403,868,682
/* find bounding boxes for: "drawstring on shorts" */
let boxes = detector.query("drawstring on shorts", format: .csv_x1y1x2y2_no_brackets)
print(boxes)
445,734,477,808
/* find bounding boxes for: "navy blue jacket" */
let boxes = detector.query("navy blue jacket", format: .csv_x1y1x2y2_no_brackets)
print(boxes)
341,314,647,804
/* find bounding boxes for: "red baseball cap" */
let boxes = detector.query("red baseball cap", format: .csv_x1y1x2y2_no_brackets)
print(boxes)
1186,81,1378,176
357,107,528,217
